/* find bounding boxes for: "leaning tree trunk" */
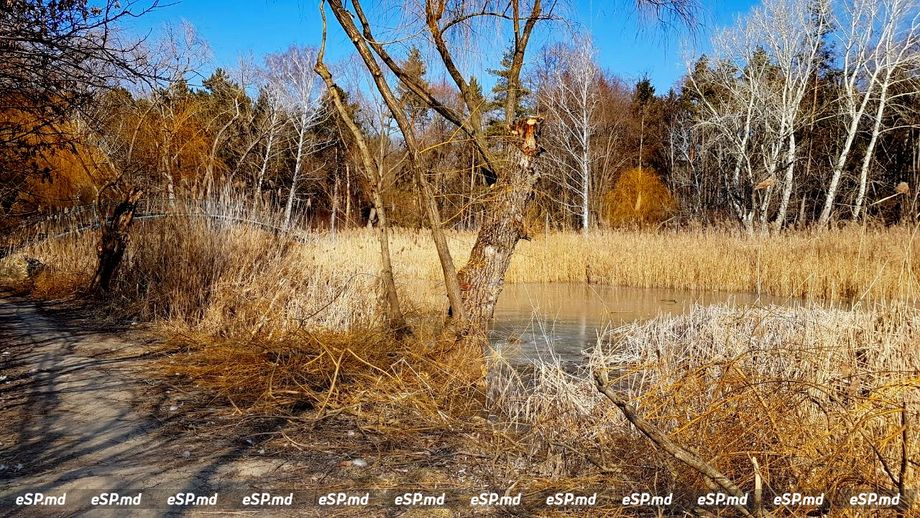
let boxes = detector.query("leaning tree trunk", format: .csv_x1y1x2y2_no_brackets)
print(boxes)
90,188,143,293
457,117,543,338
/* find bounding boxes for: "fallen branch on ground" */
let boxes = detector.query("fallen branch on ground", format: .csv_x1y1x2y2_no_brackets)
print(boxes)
594,368,769,518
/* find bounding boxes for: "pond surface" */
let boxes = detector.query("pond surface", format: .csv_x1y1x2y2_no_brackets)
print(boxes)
490,283,805,364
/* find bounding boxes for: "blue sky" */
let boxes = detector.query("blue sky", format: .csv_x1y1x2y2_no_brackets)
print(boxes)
127,0,759,93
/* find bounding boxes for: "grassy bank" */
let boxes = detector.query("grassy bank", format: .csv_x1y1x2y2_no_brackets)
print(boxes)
2,212,918,515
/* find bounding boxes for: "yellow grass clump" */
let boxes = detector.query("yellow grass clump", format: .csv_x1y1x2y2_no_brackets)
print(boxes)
602,167,676,227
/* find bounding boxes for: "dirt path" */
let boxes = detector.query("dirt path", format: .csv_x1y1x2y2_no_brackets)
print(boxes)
0,296,316,517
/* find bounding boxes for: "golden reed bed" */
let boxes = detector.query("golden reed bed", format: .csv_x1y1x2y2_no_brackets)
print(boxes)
7,220,919,336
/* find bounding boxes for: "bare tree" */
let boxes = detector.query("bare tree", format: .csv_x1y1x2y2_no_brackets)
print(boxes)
690,0,828,231
539,35,600,231
323,0,694,348
688,49,770,232
753,0,829,229
265,46,328,229
315,13,408,334
819,0,920,224
850,0,920,219
249,81,284,210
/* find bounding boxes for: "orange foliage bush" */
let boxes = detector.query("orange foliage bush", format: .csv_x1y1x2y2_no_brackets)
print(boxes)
602,167,675,227
1,111,109,215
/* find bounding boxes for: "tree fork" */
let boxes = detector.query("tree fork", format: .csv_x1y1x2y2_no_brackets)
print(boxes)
325,0,467,323
315,12,408,334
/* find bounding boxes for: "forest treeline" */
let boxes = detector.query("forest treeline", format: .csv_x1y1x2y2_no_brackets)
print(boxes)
4,0,919,236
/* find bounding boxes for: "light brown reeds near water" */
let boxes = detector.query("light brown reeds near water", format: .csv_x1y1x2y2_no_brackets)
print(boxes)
489,304,918,512
3,201,918,513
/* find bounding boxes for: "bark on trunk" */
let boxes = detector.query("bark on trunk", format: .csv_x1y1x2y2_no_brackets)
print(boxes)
457,117,543,336
91,188,143,293
773,133,796,230
853,82,890,219
370,185,407,334
254,110,279,211
314,41,408,334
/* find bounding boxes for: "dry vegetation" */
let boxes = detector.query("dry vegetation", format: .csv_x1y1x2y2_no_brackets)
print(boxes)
490,304,919,513
2,206,918,514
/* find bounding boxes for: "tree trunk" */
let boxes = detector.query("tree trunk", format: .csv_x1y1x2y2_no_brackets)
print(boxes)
284,127,306,229
345,163,351,227
331,173,339,236
774,133,796,229
91,189,143,293
370,184,407,334
457,117,543,336
283,165,299,229
853,82,890,219
581,123,590,232
254,110,278,211
818,97,872,226
314,42,408,334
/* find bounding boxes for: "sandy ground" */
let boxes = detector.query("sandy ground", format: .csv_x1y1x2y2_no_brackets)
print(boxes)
0,296,359,517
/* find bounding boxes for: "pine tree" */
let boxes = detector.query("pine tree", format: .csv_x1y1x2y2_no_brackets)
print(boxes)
488,47,530,120
467,76,487,132
397,46,430,124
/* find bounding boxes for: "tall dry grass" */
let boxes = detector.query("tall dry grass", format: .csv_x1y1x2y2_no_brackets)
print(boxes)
487,304,919,513
2,200,919,514
290,225,920,304
8,205,920,320
0,200,486,422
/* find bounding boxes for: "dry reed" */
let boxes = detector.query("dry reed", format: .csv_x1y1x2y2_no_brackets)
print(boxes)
488,304,919,514
2,200,918,515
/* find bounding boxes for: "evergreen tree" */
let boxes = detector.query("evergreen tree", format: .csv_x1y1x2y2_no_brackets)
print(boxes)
397,46,430,124
467,75,487,132
488,46,530,120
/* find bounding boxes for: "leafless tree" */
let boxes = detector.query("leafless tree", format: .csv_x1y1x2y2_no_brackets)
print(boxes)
539,34,600,231
265,46,328,229
690,0,828,231
315,14,408,333
819,0,920,224
322,0,695,349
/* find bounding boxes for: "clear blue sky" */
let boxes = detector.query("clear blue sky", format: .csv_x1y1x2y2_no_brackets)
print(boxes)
127,0,759,93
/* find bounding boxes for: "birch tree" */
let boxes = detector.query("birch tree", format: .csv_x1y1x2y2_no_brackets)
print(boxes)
851,0,920,219
754,0,829,228
690,0,828,230
687,49,771,232
819,0,920,224
265,46,327,229
540,35,600,231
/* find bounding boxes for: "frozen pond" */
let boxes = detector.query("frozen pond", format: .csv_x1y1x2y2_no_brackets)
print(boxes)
490,283,806,363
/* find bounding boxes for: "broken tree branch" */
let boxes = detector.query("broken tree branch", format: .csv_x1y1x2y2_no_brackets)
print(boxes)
594,368,760,518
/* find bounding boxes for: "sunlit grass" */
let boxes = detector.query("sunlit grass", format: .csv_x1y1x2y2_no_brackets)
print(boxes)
3,201,918,514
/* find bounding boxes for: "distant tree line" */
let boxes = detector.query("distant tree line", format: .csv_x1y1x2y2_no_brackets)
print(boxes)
3,0,920,235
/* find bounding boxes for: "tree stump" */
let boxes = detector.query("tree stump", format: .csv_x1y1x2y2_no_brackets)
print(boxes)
90,188,143,293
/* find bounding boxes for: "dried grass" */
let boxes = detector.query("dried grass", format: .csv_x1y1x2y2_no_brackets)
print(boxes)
489,304,919,513
3,198,918,513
